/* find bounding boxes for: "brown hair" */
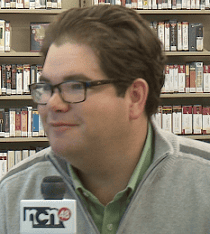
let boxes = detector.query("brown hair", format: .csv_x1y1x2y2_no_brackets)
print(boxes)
41,5,166,118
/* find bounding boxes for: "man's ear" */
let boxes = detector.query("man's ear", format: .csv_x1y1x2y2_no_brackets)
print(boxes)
127,78,149,120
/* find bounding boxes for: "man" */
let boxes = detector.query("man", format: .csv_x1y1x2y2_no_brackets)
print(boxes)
1,5,210,234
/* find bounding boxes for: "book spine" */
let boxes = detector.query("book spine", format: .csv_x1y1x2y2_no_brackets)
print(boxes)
11,64,17,95
14,150,22,165
203,106,210,134
16,64,23,95
16,0,24,8
189,63,196,93
193,105,203,134
170,19,177,51
196,23,203,51
24,0,30,8
6,64,12,95
30,65,37,84
185,63,190,93
182,105,193,134
182,22,189,51
162,106,172,133
194,61,203,93
7,150,15,170
189,23,196,51
4,109,9,137
27,106,33,137
5,21,11,52
0,109,5,137
30,0,35,9
172,105,182,134
1,64,7,95
23,64,30,94
177,21,182,51
32,109,39,136
173,64,179,92
15,108,21,137
164,21,170,51
9,108,16,137
21,107,28,137
178,64,185,93
203,65,210,93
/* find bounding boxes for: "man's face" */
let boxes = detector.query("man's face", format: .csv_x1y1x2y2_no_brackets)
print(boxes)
38,42,130,163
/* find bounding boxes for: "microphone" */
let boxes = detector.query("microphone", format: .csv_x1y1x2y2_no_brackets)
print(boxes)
20,176,77,234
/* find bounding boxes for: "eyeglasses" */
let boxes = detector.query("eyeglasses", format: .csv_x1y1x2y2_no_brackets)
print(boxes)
29,79,123,105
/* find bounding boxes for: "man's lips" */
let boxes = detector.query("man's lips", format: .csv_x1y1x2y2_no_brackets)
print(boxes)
49,122,79,127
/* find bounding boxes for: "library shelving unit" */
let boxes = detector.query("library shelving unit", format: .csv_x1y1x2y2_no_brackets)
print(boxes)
86,1,210,141
0,0,79,151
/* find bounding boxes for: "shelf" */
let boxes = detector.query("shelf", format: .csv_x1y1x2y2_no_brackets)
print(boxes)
161,93,210,98
0,137,48,142
180,135,210,140
0,9,67,14
136,9,210,15
0,51,42,57
0,95,32,100
165,50,210,56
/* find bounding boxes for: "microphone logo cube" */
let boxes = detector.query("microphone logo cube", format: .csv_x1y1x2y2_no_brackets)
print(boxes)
20,200,77,234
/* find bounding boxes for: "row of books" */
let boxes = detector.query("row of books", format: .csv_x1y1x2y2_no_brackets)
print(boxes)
0,64,42,95
0,107,46,138
0,0,62,9
150,21,203,52
153,105,210,135
0,20,11,52
0,147,46,179
162,62,210,93
94,0,210,10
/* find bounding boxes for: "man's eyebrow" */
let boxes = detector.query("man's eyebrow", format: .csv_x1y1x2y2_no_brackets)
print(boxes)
39,74,92,82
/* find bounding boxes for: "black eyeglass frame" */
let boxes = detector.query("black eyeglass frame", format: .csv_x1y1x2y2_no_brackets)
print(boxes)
29,79,125,105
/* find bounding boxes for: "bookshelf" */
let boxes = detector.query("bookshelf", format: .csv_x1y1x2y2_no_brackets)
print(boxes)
0,0,79,153
85,0,210,140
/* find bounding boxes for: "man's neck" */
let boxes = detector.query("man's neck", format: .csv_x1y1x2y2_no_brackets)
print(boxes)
73,119,149,206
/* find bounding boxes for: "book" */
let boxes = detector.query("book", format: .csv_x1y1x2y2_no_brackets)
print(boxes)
158,21,164,50
4,109,9,137
193,105,202,134
32,109,39,136
30,65,37,84
30,22,50,52
23,64,30,94
0,66,1,95
11,64,16,95
51,0,57,8
164,21,170,51
5,21,11,52
182,105,193,135
0,152,7,179
169,64,174,92
7,150,15,170
9,108,16,137
57,0,61,8
35,0,46,8
173,64,178,92
178,64,185,93
170,19,177,51
14,150,22,165
189,23,203,51
182,22,188,51
0,108,5,137
194,61,203,93
0,20,5,52
185,63,190,93
189,63,196,93
27,106,33,137
1,64,7,95
177,21,182,51
39,114,44,136
30,0,36,8
36,64,43,82
203,106,210,134
16,0,24,8
24,0,30,8
21,107,28,137
6,64,12,95
172,105,182,134
16,64,23,95
22,149,29,160
10,0,17,8
154,106,162,128
162,106,172,133
15,108,21,137
203,65,210,92
1,0,6,8
46,0,52,8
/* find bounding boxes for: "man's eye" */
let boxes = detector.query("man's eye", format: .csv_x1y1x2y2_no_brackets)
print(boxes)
71,83,83,90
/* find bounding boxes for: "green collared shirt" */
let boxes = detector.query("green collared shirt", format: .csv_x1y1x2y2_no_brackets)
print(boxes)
69,123,153,234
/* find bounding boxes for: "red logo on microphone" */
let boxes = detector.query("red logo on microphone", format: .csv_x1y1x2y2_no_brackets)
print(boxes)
58,207,71,221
